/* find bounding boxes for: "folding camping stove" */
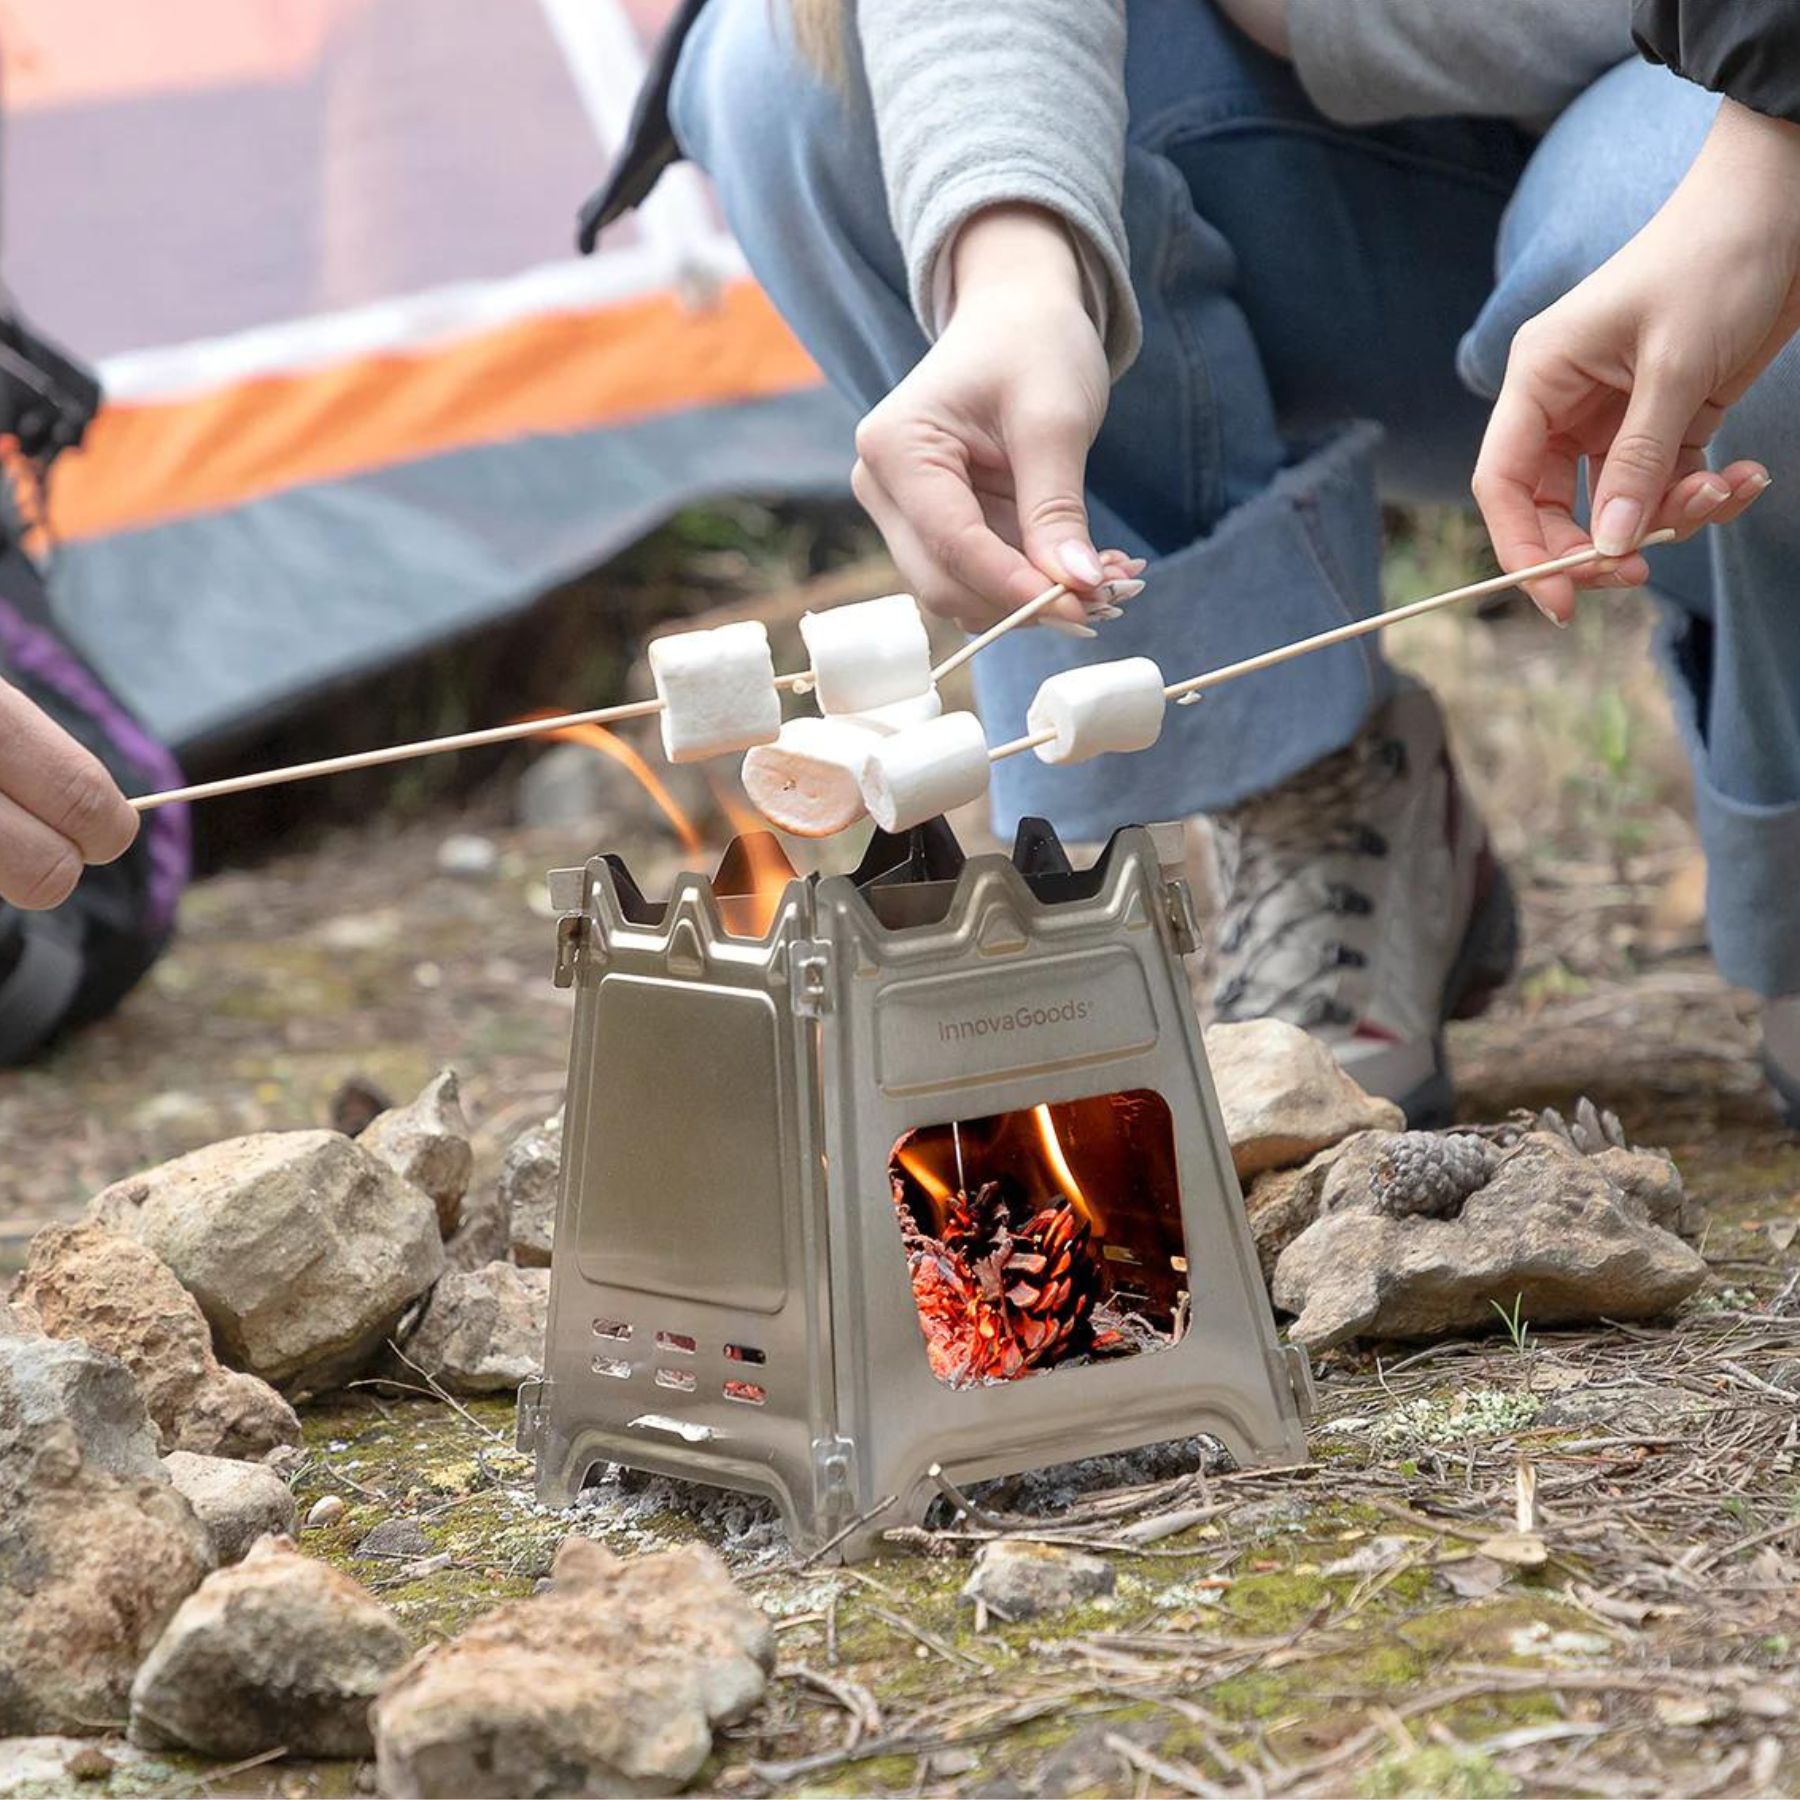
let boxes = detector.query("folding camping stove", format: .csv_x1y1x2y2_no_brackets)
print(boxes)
518,818,1312,1560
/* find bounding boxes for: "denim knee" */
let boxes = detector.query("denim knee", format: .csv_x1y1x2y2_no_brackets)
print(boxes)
1458,61,1717,397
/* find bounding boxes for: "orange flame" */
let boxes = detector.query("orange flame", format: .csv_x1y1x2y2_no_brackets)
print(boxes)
705,772,796,938
896,1142,956,1206
529,717,703,854
1033,1103,1101,1230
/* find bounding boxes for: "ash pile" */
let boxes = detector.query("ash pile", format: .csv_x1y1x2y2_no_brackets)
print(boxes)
0,1026,1711,1795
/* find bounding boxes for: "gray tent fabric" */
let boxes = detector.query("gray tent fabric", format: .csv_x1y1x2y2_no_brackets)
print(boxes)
49,388,855,752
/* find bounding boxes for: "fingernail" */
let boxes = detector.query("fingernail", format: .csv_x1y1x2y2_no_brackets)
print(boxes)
1683,479,1731,520
1748,470,1774,494
1058,541,1105,587
1120,556,1148,576
1529,588,1570,628
1043,619,1100,639
1086,605,1124,622
1103,578,1146,603
1594,497,1643,558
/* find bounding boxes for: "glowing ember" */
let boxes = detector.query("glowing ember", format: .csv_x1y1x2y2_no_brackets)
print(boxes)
895,1179,1102,1386
889,1094,1189,1388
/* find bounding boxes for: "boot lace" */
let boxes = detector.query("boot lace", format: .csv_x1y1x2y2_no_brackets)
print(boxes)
1208,729,1408,1029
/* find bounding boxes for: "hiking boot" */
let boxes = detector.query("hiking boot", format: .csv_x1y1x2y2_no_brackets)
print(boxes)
1764,997,1800,1129
1202,680,1519,1125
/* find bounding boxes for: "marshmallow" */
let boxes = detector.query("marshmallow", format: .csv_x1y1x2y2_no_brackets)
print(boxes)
648,621,782,764
799,593,933,715
856,686,943,731
1027,657,1167,765
741,717,882,838
858,711,991,834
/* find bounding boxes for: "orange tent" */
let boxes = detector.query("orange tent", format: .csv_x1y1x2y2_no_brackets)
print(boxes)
4,0,849,749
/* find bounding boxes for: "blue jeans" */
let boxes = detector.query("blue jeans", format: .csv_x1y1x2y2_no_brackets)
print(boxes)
670,0,1800,998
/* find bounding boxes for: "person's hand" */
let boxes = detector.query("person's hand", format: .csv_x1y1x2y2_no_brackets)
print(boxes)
1213,0,1291,60
851,205,1122,632
1474,100,1800,621
0,679,137,909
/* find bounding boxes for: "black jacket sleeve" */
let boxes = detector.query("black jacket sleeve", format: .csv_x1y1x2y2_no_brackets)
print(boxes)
1633,0,1800,124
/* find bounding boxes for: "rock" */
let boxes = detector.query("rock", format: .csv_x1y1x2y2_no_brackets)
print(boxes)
371,1536,773,1797
1,1297,43,1336
502,1114,562,1268
0,1332,162,1481
516,741,630,831
960,1540,1116,1622
0,1339,213,1735
0,1739,148,1791
330,1074,395,1138
403,1264,548,1395
360,1071,474,1239
307,1494,348,1529
89,1131,445,1394
263,1442,307,1481
1243,1132,1397,1281
1590,1146,1706,1242
436,833,499,879
129,1537,410,1759
444,1182,510,1272
16,1222,301,1459
356,1519,432,1561
162,1452,297,1564
1536,1381,1701,1438
1205,1020,1403,1181
63,1744,115,1782
1272,1134,1709,1349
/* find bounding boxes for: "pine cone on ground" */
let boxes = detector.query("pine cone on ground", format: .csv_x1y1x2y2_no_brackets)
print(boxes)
1367,1131,1497,1219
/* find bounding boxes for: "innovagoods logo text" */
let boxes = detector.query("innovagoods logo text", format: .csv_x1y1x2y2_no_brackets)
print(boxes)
938,999,1095,1044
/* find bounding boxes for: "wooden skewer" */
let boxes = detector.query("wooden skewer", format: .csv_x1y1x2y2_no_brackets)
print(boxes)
130,698,673,812
930,581,1072,682
129,577,1083,813
986,532,1678,763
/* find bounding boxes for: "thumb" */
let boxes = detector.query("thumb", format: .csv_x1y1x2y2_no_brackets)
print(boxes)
1008,407,1104,608
1591,360,1709,557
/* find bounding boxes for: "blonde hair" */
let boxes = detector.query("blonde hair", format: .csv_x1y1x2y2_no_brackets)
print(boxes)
790,0,845,76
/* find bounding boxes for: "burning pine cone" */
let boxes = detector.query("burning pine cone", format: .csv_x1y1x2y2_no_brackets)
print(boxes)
1367,1131,1496,1219
896,1181,1101,1387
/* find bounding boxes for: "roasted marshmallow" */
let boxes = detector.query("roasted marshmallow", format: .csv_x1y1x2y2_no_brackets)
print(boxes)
648,620,782,764
741,717,882,838
1027,657,1166,765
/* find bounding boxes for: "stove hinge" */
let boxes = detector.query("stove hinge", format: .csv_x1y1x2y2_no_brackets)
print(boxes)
552,914,587,989
1163,877,1202,958
789,940,833,1017
515,1377,551,1452
812,1432,858,1520
1283,1345,1316,1422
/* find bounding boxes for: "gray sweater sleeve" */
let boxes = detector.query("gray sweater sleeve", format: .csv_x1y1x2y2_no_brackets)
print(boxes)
855,0,1141,376
855,0,1635,386
1288,0,1631,127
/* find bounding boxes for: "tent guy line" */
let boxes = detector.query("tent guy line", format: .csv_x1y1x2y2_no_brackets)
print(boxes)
128,532,1676,813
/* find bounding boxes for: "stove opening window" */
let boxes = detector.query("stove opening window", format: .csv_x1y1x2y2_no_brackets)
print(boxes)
888,1090,1188,1390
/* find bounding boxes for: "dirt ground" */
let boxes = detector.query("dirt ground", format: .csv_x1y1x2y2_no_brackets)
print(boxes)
1,510,1796,1797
